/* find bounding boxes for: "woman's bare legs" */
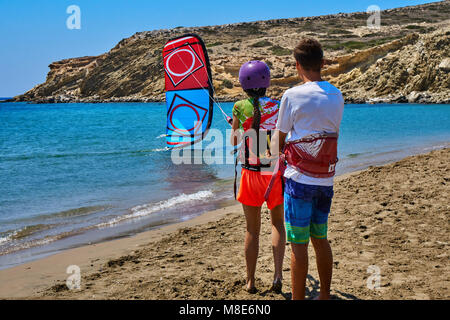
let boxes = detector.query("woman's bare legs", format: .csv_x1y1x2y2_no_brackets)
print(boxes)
242,204,261,291
269,204,286,284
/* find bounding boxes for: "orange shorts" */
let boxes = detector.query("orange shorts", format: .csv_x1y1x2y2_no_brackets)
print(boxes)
237,168,284,210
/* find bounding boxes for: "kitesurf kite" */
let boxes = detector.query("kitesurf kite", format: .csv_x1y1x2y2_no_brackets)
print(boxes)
163,34,231,148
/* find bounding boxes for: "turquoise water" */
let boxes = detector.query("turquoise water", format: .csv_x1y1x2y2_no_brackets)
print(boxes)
0,102,449,269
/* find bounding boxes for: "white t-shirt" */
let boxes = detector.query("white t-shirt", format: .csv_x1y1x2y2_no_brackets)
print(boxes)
276,81,345,186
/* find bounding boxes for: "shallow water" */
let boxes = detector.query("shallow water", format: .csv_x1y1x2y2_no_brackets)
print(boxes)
0,102,449,269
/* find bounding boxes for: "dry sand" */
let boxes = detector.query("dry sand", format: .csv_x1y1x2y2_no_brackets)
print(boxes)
0,148,449,300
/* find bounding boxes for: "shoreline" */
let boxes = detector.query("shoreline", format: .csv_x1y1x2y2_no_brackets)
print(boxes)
0,169,362,299
4,98,450,105
1,101,447,276
0,141,445,272
0,142,430,271
0,148,448,299
0,202,242,298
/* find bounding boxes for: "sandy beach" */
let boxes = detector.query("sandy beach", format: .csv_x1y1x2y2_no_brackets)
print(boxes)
0,148,448,300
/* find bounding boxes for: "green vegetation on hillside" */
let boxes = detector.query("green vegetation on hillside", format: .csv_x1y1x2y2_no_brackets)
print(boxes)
323,36,404,51
250,40,273,48
269,45,291,56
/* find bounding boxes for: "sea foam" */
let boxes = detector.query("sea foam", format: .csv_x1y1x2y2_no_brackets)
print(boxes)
98,190,214,228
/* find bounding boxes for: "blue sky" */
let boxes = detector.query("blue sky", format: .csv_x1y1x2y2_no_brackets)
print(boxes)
0,0,437,97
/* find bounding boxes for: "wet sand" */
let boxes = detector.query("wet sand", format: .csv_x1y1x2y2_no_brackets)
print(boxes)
0,148,448,300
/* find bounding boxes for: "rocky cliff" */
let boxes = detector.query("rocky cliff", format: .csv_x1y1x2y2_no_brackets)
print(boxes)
14,1,450,104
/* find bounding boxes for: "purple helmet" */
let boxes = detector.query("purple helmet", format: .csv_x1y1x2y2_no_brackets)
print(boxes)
239,61,271,90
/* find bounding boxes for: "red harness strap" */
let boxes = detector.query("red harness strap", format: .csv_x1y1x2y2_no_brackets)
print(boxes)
284,133,338,178
264,133,338,201
263,155,286,201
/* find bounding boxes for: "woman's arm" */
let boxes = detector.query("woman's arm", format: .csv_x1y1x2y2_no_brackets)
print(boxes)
230,114,242,146
270,130,287,156
271,93,290,156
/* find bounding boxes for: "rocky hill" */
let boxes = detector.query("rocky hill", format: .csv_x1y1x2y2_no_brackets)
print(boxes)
14,1,450,104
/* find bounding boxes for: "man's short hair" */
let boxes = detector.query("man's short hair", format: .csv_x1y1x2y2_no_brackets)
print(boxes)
293,38,324,72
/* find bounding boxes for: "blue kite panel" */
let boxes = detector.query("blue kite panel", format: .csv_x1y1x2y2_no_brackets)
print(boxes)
165,88,212,148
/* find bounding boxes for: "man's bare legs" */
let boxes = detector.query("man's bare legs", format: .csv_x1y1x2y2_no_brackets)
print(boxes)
311,238,333,300
290,238,333,300
290,243,308,300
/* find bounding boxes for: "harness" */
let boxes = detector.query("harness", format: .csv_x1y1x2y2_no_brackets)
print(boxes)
264,132,338,200
233,129,272,199
233,98,280,199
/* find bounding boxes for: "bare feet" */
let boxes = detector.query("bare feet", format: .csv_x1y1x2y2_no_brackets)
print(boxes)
245,279,257,294
270,278,283,293
245,284,257,294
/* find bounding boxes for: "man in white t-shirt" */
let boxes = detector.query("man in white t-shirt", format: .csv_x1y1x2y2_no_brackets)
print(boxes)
271,38,344,300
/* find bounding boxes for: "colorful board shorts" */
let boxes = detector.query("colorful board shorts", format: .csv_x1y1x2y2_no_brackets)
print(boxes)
284,178,334,244
237,168,283,210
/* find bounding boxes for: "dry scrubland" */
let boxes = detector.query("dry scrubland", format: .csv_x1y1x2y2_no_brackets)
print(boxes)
15,1,450,104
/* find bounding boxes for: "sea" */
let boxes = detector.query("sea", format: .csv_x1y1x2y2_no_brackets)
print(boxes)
0,102,449,269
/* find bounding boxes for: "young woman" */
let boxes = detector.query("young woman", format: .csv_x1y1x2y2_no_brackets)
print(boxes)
230,61,285,294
